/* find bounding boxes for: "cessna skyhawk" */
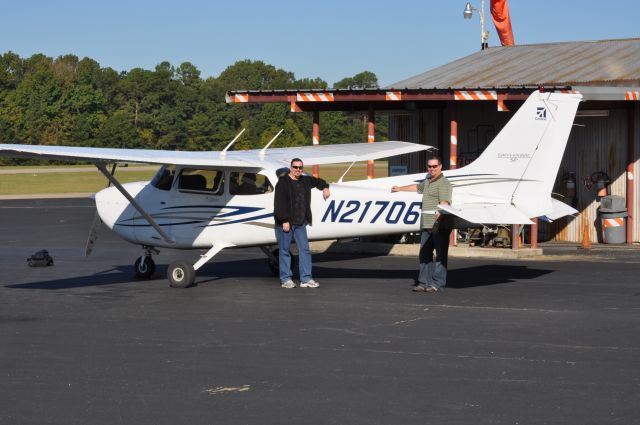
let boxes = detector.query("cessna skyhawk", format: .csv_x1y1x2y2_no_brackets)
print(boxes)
0,90,581,288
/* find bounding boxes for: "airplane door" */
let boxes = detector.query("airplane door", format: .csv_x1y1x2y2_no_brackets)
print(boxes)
164,167,228,246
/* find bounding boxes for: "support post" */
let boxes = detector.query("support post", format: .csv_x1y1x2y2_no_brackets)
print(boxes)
531,218,538,248
450,104,458,247
450,104,458,169
511,224,519,250
312,111,320,178
627,107,635,245
367,106,375,179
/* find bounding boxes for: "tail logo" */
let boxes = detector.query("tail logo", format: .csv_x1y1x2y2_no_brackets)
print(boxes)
535,107,547,120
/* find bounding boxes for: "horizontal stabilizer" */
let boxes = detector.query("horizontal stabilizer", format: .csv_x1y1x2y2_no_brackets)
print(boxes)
542,198,579,221
439,203,534,225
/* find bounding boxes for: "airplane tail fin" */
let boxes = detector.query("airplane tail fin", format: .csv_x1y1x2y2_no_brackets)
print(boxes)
447,90,581,222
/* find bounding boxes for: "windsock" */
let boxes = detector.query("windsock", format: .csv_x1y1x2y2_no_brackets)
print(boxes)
490,0,515,46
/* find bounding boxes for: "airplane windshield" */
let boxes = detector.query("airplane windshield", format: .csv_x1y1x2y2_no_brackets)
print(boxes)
230,172,273,196
151,165,176,191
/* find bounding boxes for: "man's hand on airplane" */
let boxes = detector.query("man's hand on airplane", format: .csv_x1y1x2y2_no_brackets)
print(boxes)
391,184,417,193
323,188,331,200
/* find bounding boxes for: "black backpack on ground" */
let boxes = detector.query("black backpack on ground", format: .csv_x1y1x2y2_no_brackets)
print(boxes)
27,249,54,267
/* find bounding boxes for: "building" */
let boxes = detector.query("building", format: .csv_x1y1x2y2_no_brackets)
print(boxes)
226,38,640,244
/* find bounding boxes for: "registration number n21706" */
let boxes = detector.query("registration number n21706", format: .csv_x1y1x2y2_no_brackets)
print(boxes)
321,200,421,225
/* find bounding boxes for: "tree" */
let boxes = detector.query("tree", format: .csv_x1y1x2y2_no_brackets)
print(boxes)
176,62,201,87
333,71,379,89
0,52,389,166
97,110,143,148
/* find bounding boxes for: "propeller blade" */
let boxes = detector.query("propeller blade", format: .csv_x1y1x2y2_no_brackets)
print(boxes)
84,163,117,256
84,212,102,256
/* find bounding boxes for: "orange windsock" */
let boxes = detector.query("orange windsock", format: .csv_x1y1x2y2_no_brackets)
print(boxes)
490,0,515,46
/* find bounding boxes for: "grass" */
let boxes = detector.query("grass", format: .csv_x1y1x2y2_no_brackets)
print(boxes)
0,170,157,195
0,161,389,195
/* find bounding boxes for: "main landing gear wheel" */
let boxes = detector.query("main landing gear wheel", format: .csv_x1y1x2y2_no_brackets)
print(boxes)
168,261,196,288
134,256,156,279
267,248,297,277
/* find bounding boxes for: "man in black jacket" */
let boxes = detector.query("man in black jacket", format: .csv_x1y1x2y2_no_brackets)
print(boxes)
274,158,330,288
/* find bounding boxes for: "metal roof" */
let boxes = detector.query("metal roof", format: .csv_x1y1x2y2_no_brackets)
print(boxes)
388,38,640,89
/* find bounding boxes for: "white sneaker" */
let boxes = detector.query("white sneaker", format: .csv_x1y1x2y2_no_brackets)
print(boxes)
300,279,319,288
281,280,296,289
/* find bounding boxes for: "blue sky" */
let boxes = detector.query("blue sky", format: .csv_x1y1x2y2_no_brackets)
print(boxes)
2,0,638,87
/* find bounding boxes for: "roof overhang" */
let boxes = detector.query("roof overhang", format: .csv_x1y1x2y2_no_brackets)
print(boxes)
226,85,639,111
226,87,547,112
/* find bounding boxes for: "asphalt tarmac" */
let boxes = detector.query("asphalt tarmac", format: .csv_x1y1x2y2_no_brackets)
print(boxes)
1,199,639,425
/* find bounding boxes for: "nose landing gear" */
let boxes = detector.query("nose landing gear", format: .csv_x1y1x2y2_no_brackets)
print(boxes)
133,246,159,279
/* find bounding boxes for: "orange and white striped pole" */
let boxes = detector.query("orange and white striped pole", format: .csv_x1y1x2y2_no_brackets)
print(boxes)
450,106,458,170
627,107,635,244
450,104,458,247
312,111,320,178
367,106,375,179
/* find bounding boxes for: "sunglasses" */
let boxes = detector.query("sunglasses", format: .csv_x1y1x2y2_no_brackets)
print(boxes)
427,164,440,168
291,165,304,170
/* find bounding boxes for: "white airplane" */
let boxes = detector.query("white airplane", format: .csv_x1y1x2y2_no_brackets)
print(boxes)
0,90,580,288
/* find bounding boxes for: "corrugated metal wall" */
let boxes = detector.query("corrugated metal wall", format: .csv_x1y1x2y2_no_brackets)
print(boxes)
446,103,511,168
389,110,439,172
550,109,630,242
389,113,418,171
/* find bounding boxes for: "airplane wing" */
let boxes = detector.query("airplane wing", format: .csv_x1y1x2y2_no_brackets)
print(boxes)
0,141,431,169
439,203,534,225
251,141,432,167
0,144,251,167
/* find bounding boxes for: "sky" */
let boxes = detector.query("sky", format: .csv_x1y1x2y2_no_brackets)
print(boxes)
2,0,638,87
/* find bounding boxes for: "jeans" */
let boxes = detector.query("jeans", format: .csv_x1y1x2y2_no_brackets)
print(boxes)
418,228,452,289
276,224,312,283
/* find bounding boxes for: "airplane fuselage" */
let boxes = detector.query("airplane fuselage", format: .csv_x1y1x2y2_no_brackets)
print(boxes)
95,169,428,250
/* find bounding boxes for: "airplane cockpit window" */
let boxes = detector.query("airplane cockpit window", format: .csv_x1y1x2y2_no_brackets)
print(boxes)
151,165,176,191
178,168,224,195
230,172,273,196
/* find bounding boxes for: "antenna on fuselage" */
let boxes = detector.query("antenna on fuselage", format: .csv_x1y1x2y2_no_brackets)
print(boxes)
338,160,357,183
220,128,246,159
259,128,284,159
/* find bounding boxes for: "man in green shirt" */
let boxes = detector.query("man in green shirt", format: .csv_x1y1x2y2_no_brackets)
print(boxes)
391,155,452,293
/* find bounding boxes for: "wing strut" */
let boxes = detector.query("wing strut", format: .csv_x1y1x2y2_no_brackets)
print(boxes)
95,163,175,244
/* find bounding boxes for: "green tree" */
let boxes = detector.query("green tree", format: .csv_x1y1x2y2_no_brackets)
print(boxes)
97,110,143,148
333,71,379,89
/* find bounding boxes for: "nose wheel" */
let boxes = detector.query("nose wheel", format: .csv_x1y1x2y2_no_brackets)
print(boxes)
134,246,159,279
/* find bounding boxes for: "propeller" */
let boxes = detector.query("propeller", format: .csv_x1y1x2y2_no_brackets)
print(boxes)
84,163,117,256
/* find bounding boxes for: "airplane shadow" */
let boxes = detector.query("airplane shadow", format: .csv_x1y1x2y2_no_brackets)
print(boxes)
4,266,141,290
5,254,554,290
